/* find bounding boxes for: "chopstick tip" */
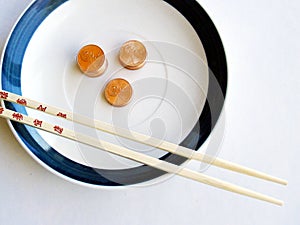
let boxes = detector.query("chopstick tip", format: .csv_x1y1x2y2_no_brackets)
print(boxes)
275,178,288,186
276,200,284,207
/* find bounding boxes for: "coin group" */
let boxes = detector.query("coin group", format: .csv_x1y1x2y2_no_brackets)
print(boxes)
76,40,147,107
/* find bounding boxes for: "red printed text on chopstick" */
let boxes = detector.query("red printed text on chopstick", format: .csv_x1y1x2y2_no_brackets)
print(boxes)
33,119,43,127
37,105,47,112
16,98,27,106
57,112,67,119
53,125,63,134
12,113,23,121
0,108,4,114
0,91,8,99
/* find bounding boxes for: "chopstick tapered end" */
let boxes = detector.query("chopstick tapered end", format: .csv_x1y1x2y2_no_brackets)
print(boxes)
279,180,288,186
275,200,284,207
270,177,288,186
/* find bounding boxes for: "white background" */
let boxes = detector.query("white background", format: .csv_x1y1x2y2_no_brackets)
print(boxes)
0,0,299,224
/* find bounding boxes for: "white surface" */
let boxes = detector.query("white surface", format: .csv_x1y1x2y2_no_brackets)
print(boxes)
0,0,299,225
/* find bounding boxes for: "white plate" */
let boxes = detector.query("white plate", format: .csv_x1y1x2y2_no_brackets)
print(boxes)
0,0,227,187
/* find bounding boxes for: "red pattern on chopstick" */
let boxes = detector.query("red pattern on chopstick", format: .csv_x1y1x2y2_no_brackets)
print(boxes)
0,91,8,99
16,98,27,106
37,105,47,112
12,113,23,121
53,125,63,134
57,112,67,119
33,119,43,127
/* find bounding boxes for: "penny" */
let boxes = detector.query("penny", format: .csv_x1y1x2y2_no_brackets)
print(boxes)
104,78,133,107
119,40,147,70
77,44,107,77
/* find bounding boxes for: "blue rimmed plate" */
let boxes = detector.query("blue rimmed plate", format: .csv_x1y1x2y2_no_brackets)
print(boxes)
0,0,227,187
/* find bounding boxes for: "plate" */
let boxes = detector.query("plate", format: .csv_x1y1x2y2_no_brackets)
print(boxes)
0,0,227,187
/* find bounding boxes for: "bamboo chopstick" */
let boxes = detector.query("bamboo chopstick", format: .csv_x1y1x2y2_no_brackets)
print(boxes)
0,89,288,185
0,106,284,206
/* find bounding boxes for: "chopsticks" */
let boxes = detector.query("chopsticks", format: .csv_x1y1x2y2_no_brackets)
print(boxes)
0,90,287,205
0,90,287,185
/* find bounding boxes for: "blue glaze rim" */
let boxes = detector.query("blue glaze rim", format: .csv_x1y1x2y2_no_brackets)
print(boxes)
1,0,227,186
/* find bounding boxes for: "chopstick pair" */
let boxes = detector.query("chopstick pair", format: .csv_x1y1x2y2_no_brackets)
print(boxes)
0,90,287,205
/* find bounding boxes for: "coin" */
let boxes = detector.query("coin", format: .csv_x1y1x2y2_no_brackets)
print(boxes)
77,44,107,77
119,40,147,70
104,78,133,107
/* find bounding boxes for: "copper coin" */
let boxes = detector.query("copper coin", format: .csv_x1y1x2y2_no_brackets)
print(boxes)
104,78,133,107
119,40,147,70
77,44,107,77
